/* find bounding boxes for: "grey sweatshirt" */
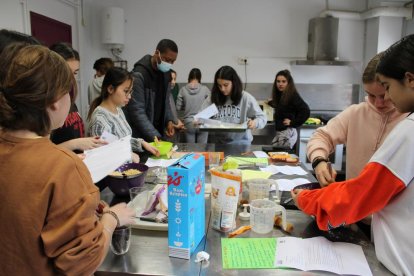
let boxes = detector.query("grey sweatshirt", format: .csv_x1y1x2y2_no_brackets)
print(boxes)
201,91,267,145
88,76,104,105
176,83,210,128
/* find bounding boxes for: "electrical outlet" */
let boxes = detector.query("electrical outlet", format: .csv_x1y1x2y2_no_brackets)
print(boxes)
237,57,248,65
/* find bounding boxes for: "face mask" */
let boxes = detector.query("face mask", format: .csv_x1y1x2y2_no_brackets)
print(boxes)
157,52,172,73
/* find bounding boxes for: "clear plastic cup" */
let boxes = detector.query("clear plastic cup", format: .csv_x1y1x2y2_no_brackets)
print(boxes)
250,199,277,234
129,186,146,201
209,152,221,169
110,226,131,255
247,179,277,202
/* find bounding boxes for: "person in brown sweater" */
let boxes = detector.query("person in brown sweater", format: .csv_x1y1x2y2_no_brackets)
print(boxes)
0,44,135,275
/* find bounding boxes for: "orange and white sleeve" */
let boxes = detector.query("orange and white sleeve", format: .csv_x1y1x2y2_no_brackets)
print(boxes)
297,162,405,231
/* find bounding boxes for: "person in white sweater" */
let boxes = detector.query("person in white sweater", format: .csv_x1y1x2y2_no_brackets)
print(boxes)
200,66,266,145
176,68,210,143
87,67,159,162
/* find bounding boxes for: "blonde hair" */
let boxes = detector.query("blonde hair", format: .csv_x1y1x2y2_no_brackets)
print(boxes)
362,52,384,84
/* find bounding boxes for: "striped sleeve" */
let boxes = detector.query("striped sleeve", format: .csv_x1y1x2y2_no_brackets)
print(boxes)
298,162,405,231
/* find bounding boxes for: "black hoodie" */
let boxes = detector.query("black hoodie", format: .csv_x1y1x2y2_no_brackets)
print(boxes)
123,55,174,141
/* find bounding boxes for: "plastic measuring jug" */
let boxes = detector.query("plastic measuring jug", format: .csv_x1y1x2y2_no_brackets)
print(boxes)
247,178,278,202
249,199,277,234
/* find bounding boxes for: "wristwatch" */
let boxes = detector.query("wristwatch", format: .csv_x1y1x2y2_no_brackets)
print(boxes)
311,157,329,170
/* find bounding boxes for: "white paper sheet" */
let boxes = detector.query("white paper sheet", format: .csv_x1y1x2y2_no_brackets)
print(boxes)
100,130,118,143
193,103,218,120
83,135,132,183
260,165,308,176
145,158,178,168
275,237,372,276
253,151,269,158
276,178,311,191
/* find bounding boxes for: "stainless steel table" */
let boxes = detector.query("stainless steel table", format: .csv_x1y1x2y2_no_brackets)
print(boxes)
97,183,210,276
97,143,393,276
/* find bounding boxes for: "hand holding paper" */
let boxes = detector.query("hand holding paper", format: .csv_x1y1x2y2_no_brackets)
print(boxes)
194,104,218,120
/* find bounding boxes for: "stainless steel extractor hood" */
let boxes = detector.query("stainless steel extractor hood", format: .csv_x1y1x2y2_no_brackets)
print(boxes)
292,17,355,66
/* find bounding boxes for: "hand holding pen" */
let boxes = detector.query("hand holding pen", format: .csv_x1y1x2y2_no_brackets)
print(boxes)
314,160,337,187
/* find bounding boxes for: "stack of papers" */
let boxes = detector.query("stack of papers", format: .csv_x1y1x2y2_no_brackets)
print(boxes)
83,135,132,183
221,237,372,276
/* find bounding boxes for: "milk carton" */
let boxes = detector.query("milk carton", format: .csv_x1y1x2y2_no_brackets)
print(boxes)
168,153,205,259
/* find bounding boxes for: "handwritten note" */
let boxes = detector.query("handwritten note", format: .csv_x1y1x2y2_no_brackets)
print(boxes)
222,238,276,269
275,237,372,276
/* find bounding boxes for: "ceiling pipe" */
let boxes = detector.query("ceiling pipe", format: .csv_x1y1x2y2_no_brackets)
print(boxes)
361,6,412,19
319,6,412,20
319,10,361,20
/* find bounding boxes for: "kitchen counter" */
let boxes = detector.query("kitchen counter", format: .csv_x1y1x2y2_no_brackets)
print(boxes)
96,144,391,276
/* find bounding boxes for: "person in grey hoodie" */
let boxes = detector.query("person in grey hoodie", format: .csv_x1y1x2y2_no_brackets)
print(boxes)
200,66,266,145
88,57,114,105
176,68,210,143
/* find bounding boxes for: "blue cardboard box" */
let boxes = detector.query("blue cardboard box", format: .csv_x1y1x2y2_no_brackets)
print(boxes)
167,153,205,259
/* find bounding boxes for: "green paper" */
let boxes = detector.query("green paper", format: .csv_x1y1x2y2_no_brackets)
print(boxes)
222,238,276,269
226,157,269,165
241,170,272,181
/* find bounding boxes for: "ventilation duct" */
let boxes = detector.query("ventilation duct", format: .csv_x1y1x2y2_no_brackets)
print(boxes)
292,5,412,66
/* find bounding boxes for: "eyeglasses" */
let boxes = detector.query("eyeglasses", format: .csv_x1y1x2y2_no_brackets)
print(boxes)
124,89,133,97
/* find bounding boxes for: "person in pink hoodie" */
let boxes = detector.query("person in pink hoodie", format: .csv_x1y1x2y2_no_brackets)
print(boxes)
307,52,407,187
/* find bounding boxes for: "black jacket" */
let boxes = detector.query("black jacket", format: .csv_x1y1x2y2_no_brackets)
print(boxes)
124,55,175,141
269,92,310,131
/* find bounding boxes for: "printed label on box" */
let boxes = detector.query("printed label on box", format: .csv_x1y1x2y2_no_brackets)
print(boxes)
168,153,205,259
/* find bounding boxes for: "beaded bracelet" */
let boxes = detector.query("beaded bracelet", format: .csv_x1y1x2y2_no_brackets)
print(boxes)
103,210,120,228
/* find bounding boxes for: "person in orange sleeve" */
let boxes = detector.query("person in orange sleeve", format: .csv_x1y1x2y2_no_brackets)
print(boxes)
292,34,414,276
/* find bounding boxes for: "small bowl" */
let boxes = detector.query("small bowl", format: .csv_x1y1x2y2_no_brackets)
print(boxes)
149,141,173,156
107,163,149,197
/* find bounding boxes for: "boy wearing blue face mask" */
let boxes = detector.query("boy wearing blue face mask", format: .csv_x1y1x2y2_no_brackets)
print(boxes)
124,39,179,141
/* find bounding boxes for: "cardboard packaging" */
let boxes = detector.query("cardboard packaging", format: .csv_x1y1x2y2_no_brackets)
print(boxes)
168,153,205,259
210,168,242,232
